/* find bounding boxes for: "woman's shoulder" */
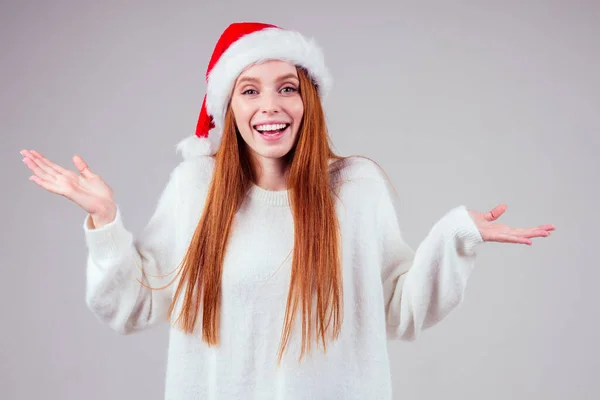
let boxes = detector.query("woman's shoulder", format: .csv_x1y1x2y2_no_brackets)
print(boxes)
330,155,391,189
329,156,400,221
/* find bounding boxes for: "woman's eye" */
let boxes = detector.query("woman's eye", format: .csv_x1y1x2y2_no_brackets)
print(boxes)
242,89,257,95
281,86,298,93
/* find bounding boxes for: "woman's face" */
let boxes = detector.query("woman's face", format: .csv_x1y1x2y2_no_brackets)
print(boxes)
230,60,304,162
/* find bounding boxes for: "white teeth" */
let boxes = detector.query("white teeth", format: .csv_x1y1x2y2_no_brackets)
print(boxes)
255,123,287,132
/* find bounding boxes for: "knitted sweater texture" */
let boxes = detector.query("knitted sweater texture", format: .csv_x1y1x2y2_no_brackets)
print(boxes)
83,154,483,400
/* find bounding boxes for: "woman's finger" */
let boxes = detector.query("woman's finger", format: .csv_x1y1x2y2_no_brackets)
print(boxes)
72,155,95,179
517,229,551,239
495,233,533,245
26,152,60,179
537,224,556,231
22,156,53,181
29,175,65,195
29,150,75,178
484,204,507,222
506,227,551,238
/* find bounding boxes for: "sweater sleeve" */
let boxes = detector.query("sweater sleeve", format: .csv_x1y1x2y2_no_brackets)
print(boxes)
83,166,182,335
377,183,484,341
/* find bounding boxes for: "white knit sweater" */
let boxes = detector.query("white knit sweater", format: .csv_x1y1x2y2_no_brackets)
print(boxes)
83,148,484,400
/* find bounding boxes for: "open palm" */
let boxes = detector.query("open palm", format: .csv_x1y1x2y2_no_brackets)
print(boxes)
21,149,116,222
468,204,555,245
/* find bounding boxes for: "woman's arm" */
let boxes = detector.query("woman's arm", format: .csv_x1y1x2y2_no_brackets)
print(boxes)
378,179,553,340
83,165,183,335
377,185,484,340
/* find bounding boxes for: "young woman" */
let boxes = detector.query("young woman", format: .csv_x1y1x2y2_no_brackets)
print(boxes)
20,22,555,400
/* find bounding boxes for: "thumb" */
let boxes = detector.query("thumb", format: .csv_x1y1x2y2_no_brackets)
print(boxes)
72,155,95,178
485,204,507,221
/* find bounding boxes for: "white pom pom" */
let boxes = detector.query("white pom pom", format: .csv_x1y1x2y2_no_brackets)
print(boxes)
175,133,221,159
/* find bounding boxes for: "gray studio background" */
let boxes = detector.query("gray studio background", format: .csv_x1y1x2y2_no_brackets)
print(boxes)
2,1,598,399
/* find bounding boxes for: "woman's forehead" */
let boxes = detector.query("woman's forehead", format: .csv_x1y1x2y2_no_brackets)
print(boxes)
236,60,298,82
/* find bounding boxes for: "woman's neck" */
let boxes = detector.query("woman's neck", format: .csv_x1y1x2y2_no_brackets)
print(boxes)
252,156,289,191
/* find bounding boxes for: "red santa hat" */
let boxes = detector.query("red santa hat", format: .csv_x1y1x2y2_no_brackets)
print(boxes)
176,22,332,159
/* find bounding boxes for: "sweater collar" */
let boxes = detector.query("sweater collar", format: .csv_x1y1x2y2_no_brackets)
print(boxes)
247,183,290,207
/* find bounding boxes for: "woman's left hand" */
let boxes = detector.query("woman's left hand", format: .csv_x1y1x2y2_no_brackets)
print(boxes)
468,204,555,245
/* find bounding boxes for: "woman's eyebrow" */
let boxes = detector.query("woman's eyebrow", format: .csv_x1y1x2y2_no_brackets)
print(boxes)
236,73,299,86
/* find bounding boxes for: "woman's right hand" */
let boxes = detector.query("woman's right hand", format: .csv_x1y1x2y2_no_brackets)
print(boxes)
21,149,117,228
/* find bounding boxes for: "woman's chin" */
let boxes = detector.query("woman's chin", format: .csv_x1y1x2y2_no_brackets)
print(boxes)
251,144,294,161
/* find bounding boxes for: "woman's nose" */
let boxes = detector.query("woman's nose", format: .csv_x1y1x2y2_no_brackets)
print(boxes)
259,92,281,114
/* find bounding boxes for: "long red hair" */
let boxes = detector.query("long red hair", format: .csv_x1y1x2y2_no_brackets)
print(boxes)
168,66,346,363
